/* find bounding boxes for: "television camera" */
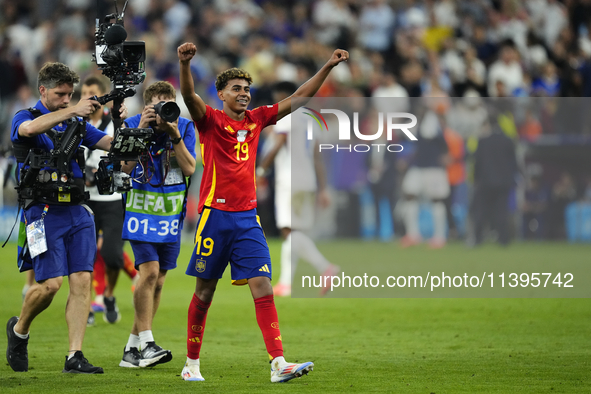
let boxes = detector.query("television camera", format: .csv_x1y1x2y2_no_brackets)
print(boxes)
92,0,145,88
91,0,153,195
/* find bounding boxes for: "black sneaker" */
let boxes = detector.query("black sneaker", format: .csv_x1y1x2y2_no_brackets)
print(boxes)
140,342,172,367
119,347,141,368
103,297,121,324
87,312,95,327
6,316,28,372
63,351,104,374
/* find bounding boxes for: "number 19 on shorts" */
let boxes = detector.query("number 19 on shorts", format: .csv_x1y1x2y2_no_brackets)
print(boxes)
195,236,214,256
127,217,179,236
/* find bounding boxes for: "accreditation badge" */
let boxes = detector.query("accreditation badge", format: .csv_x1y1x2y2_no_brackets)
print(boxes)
163,155,184,185
26,218,47,258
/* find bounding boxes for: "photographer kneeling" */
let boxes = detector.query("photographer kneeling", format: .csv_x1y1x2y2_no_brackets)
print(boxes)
118,81,196,368
7,62,113,374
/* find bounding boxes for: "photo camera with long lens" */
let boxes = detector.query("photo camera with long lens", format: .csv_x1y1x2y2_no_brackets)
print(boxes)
92,0,145,86
95,127,155,195
151,101,181,126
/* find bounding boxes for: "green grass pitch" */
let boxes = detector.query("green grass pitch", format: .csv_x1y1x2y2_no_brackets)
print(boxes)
1,240,590,393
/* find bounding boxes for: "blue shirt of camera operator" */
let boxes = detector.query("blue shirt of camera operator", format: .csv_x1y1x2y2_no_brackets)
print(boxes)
122,97,196,244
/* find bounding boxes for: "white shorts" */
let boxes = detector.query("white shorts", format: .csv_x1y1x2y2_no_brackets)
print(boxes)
275,188,315,231
401,167,450,200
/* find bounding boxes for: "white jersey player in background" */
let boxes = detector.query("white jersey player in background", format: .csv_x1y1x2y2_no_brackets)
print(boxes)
258,82,339,297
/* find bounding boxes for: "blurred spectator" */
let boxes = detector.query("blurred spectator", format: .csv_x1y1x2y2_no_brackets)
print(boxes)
447,43,486,97
523,29,548,72
312,0,356,48
357,0,395,53
443,126,465,240
487,39,524,97
547,172,577,240
471,24,498,65
400,60,425,97
447,90,488,141
400,107,450,249
163,0,192,44
397,0,428,32
494,0,529,53
472,116,519,246
522,174,549,240
365,110,398,242
531,61,561,96
518,106,542,142
371,72,409,114
542,0,568,49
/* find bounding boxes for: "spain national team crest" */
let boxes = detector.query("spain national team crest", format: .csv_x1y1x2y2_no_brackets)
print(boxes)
237,130,248,142
196,259,206,273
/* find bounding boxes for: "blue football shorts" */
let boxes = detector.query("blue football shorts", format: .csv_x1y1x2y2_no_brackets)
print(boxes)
130,240,179,271
186,207,272,284
25,204,96,282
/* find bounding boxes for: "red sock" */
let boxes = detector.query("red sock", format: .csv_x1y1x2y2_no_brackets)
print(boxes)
93,252,106,296
254,295,284,360
187,294,211,360
122,251,137,279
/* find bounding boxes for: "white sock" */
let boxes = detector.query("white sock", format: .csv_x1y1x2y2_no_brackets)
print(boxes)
13,326,29,340
186,357,200,365
432,202,447,240
94,295,104,305
125,334,141,351
139,330,154,350
404,200,420,238
278,234,292,286
291,231,330,273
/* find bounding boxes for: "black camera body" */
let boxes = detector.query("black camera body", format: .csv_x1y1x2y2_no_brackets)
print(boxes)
150,101,181,128
92,2,145,87
95,127,155,195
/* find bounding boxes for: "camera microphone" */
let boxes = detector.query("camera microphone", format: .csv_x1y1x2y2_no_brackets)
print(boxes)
104,24,127,45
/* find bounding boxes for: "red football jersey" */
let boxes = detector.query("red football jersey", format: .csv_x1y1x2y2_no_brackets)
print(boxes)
195,104,278,213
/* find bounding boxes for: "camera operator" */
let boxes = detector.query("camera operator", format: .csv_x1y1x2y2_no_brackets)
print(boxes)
6,62,112,374
118,81,196,368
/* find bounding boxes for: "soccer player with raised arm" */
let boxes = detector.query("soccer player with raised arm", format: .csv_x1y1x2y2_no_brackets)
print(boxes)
177,42,349,382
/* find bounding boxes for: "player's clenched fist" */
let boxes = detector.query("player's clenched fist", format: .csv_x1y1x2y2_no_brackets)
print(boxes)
178,43,197,63
327,49,349,67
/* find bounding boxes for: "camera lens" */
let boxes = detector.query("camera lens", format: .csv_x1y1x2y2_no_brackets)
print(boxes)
125,49,143,63
122,41,146,63
154,101,180,123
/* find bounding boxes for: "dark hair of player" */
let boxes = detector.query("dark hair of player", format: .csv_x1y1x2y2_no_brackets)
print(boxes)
215,68,253,91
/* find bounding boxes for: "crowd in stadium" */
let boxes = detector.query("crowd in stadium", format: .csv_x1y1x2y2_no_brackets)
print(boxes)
2,0,591,242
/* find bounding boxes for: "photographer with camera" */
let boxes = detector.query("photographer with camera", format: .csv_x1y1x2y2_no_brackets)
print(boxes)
6,62,112,374
118,81,196,368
